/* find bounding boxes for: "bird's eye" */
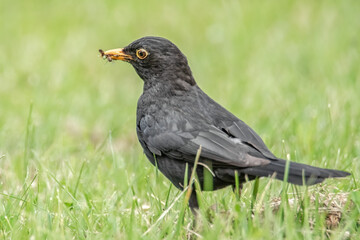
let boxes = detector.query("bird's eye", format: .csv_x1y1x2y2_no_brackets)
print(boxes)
136,49,149,59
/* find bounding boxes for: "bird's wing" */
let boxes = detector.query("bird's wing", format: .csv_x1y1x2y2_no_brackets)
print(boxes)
196,89,277,160
218,120,277,160
138,115,270,167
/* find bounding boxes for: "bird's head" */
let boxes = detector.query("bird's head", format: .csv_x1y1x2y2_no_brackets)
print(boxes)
100,36,195,86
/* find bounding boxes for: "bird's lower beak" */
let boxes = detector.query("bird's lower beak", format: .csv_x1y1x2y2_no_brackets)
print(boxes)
99,48,133,62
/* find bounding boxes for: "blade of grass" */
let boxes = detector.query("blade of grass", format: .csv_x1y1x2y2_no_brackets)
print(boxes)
142,185,189,237
251,177,259,210
184,146,202,205
72,160,86,198
175,146,202,235
234,170,240,201
164,184,173,209
203,160,213,191
108,130,117,168
23,102,34,179
47,171,79,204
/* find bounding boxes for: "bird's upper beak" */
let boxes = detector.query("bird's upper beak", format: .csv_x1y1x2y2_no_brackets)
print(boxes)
99,48,133,62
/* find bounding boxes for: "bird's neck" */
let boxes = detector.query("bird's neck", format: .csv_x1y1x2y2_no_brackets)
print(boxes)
143,66,196,94
143,75,197,98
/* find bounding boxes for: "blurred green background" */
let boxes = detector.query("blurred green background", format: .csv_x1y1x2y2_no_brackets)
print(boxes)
0,0,359,239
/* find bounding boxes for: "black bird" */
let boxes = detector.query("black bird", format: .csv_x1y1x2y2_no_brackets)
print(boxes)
100,36,350,213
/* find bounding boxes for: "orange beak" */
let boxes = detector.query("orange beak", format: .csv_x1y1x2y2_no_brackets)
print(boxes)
99,48,133,62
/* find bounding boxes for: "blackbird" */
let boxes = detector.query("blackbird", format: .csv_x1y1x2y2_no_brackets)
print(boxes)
100,36,350,213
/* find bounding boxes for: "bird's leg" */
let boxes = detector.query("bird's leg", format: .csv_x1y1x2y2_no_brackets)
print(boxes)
189,190,204,231
188,191,199,216
232,183,243,199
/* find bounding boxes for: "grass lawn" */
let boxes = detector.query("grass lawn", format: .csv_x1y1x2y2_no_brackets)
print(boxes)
0,0,359,239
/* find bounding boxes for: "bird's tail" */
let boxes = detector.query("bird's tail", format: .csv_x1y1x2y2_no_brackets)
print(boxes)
241,159,350,185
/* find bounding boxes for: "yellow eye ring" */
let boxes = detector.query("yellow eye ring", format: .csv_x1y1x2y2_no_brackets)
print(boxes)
136,49,149,59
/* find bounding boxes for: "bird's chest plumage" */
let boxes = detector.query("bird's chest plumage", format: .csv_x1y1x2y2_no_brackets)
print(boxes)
136,93,173,150
137,97,186,137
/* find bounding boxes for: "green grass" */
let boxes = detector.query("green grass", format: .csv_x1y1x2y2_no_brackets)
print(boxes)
1,0,359,239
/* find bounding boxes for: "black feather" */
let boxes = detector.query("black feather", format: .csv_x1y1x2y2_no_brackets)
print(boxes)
240,158,351,185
